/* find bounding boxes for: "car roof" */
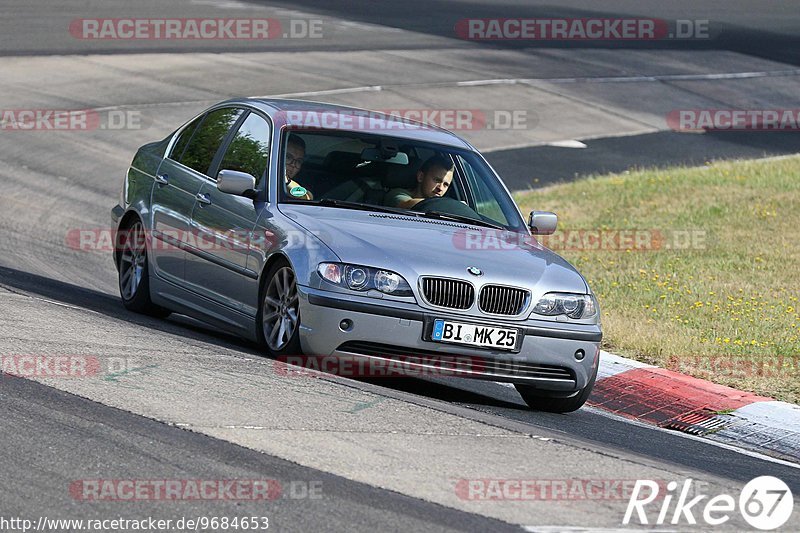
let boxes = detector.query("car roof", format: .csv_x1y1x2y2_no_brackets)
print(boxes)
220,97,474,150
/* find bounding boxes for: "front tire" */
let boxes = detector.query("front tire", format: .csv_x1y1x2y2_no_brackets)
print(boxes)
117,219,170,318
515,362,598,413
257,260,302,356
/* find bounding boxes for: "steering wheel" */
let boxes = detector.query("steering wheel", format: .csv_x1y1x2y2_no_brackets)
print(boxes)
411,196,481,218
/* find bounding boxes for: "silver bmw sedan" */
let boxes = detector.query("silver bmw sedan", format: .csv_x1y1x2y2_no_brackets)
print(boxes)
111,98,602,412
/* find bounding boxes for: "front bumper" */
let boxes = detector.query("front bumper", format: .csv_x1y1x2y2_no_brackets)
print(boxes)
297,286,601,391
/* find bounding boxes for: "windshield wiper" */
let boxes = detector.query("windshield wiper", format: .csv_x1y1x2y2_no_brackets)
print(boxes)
316,198,422,217
420,211,505,230
314,200,504,229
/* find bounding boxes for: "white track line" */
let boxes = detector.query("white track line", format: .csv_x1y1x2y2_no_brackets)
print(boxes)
460,70,800,86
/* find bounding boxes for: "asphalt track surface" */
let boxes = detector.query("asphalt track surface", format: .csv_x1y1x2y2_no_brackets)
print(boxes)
1,0,800,531
2,268,799,530
0,374,518,533
491,130,800,189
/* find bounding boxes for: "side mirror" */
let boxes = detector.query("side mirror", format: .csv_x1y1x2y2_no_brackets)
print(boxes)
529,211,558,235
217,169,257,197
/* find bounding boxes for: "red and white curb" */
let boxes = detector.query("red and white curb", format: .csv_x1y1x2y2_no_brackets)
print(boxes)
591,351,800,463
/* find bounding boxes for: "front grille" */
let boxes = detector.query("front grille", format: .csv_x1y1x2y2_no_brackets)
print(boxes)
479,285,529,316
337,341,576,383
421,277,474,310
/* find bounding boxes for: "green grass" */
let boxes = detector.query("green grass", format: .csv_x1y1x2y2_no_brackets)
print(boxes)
513,156,800,403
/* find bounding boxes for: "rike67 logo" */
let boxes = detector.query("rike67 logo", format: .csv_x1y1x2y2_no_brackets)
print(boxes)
624,476,794,530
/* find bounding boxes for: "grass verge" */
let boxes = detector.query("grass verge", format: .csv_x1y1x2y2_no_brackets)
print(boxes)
513,155,800,403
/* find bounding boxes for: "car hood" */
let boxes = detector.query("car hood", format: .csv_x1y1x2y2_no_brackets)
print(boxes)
281,205,589,296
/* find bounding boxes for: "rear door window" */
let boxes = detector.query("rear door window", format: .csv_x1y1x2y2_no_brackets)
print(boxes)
169,116,202,162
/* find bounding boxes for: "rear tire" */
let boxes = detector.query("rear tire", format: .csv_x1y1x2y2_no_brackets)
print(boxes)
515,362,598,413
117,219,171,318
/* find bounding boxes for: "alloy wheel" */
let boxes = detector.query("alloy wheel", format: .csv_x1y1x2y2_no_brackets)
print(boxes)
262,266,299,351
119,222,147,301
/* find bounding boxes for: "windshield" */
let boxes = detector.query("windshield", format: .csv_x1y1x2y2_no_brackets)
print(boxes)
278,130,526,231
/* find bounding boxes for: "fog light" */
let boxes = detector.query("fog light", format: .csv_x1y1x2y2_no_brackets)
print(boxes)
339,319,353,332
574,349,585,361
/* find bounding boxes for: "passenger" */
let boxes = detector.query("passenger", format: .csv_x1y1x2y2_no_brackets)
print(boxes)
285,134,313,200
385,154,453,209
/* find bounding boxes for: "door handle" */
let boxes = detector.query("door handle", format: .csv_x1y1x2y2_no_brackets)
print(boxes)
155,173,169,185
196,193,212,205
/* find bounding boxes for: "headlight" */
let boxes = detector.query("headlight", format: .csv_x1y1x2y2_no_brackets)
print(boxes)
345,266,369,290
532,293,597,319
318,263,413,297
374,270,403,293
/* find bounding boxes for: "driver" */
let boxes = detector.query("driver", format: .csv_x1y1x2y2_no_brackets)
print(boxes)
285,134,313,200
385,154,453,209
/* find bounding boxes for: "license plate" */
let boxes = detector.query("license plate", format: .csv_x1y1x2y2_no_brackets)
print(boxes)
431,319,519,350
